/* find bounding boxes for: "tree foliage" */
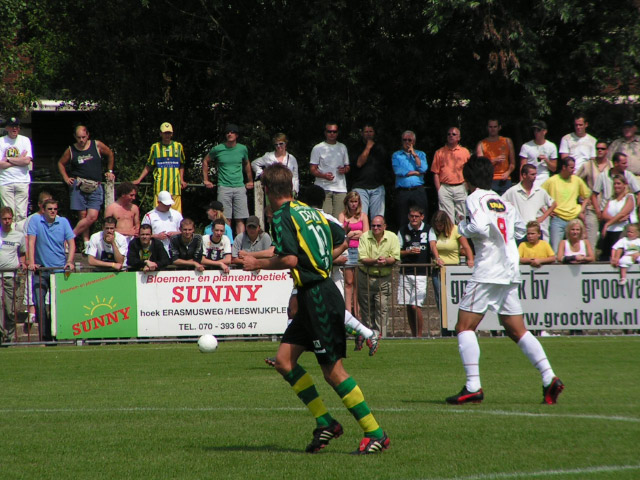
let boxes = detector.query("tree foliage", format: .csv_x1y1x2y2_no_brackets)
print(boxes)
3,0,640,180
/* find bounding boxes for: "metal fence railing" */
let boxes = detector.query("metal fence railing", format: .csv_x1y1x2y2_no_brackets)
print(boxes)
2,263,444,345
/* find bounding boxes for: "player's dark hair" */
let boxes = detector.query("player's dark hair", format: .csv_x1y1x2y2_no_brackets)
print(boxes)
463,156,493,190
299,185,326,209
140,224,152,233
261,163,293,199
212,218,226,228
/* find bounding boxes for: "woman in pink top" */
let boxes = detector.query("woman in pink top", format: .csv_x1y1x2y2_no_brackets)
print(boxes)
338,191,369,315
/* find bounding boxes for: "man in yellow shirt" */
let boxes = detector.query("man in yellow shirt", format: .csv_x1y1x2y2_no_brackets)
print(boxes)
357,216,401,338
541,157,591,253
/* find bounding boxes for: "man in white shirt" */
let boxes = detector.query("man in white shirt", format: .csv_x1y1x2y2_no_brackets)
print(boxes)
502,164,556,241
518,120,558,188
309,122,350,218
202,218,232,273
0,207,26,342
559,114,597,173
86,216,129,271
446,156,564,406
141,190,183,254
0,117,33,223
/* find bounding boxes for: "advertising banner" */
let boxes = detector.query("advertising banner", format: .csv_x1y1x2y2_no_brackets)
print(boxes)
53,269,293,339
136,270,292,336
53,272,138,339
444,264,640,331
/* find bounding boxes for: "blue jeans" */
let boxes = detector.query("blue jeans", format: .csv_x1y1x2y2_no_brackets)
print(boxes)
354,185,385,219
431,270,441,314
549,216,569,254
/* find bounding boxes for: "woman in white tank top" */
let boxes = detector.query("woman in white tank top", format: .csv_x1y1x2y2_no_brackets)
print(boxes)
556,218,595,264
600,174,637,260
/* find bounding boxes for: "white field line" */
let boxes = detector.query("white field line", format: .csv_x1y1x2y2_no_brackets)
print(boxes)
416,463,640,480
442,407,640,423
0,405,638,424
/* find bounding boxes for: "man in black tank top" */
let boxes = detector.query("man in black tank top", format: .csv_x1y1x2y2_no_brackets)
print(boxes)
57,125,115,250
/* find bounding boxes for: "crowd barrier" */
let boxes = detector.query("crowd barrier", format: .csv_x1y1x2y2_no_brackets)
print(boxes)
2,262,637,344
444,264,640,331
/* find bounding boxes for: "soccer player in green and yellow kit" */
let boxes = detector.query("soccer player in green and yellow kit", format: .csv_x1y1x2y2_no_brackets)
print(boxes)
242,163,389,455
134,122,187,212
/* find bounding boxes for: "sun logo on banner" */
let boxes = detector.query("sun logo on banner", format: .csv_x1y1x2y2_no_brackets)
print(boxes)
83,295,118,317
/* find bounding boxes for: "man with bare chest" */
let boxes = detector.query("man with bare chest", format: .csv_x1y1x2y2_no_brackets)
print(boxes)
104,182,140,240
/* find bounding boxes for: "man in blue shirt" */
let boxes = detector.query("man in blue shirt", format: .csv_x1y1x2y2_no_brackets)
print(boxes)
27,198,75,341
392,130,429,227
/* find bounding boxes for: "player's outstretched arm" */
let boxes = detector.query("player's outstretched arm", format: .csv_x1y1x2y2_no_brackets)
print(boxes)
243,254,297,272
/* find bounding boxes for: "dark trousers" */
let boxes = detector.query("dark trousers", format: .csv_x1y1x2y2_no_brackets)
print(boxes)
395,187,428,227
33,271,53,341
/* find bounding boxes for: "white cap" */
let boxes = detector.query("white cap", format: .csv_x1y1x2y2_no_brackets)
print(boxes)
157,191,175,206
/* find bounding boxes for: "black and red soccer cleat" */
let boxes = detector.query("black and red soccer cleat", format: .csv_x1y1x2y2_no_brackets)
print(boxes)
351,432,390,455
366,331,380,356
542,377,565,404
446,386,484,405
305,420,344,453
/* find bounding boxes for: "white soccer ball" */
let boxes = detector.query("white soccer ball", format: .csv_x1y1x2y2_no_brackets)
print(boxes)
197,334,218,353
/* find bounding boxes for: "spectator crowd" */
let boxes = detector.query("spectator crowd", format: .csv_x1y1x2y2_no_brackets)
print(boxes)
1,113,639,342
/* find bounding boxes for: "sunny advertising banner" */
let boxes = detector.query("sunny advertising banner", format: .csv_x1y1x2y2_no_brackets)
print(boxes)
53,271,138,339
136,270,292,336
53,270,293,339
443,264,640,331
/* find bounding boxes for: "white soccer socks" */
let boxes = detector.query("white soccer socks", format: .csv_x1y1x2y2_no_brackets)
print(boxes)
344,310,374,339
517,331,556,386
458,330,481,392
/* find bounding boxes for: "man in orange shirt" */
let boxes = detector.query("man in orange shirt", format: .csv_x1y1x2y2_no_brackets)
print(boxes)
431,127,471,223
476,118,516,195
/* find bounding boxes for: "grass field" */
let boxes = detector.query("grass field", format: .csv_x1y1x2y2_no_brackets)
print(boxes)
1,336,639,480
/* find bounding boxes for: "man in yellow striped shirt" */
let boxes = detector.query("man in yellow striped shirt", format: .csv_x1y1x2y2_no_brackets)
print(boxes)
134,122,187,212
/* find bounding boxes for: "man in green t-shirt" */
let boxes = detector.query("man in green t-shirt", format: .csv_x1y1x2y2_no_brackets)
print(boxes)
242,163,390,455
202,124,254,235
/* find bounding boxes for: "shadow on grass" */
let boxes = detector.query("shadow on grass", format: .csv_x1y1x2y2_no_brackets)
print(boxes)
198,444,348,455
402,398,448,406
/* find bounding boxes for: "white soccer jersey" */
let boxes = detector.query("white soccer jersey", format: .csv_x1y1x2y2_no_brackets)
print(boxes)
458,188,526,284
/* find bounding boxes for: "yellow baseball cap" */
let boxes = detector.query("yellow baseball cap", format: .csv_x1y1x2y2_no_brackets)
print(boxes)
160,122,173,133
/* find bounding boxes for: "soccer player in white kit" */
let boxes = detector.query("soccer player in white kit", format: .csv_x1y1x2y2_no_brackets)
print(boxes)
446,156,564,405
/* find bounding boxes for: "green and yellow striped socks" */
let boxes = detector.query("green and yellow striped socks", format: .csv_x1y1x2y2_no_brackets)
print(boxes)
334,377,383,438
283,365,333,427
